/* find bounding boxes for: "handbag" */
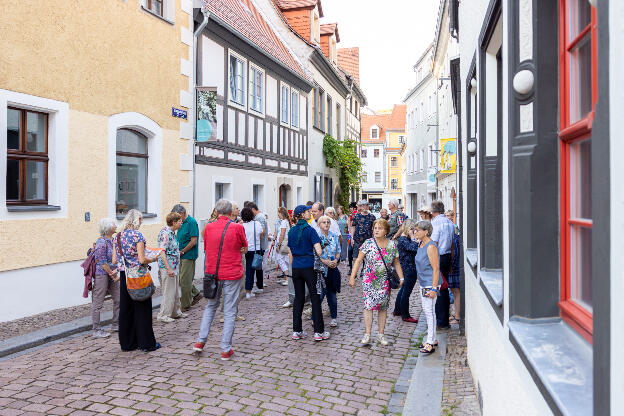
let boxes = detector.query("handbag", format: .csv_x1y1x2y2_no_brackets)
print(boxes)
373,239,401,290
251,221,263,270
203,220,231,299
117,233,156,302
278,224,290,255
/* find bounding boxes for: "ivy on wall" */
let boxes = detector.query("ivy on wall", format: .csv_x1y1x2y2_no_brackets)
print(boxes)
322,134,362,208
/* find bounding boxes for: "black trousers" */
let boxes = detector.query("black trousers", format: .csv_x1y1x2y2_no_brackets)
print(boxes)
292,267,324,334
435,253,452,327
119,271,157,351
255,249,264,289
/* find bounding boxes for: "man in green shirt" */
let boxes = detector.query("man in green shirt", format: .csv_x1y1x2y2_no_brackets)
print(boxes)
172,204,201,310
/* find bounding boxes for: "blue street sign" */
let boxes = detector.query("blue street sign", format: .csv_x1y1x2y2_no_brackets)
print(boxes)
172,107,188,119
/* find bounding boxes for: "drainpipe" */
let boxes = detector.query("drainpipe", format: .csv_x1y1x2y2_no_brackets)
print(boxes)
191,9,210,217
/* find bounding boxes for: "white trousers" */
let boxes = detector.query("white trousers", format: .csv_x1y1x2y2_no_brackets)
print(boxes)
420,287,437,345
274,251,289,274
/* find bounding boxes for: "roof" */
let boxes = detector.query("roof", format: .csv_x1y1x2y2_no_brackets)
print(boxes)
387,104,406,130
273,0,323,16
203,0,310,82
360,105,405,142
320,23,339,41
337,47,359,84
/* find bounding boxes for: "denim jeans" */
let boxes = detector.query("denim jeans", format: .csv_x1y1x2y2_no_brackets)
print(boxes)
196,279,242,352
244,251,264,291
393,271,417,319
320,288,337,319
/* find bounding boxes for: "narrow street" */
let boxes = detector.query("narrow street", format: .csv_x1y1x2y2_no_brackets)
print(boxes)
0,264,475,416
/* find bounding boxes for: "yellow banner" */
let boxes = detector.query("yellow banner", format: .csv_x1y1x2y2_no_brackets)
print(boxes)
440,138,457,173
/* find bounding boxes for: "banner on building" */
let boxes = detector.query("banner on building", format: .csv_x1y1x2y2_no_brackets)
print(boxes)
440,138,457,173
196,87,217,142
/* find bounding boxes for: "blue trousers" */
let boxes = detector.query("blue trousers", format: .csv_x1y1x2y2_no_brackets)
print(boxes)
393,271,417,319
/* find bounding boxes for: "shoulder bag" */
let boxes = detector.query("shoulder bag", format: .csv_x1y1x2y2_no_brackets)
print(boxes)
251,221,263,270
117,233,156,302
279,222,290,255
373,239,401,290
203,220,231,299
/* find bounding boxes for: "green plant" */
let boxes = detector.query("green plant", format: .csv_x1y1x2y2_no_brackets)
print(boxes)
322,134,363,208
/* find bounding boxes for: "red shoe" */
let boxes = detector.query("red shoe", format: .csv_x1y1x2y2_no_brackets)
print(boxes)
402,317,419,323
221,349,234,360
192,342,205,352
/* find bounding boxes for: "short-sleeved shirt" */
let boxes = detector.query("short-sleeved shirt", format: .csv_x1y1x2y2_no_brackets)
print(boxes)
157,226,180,271
203,216,247,280
388,210,407,238
243,220,263,251
177,215,199,260
254,212,269,250
352,212,376,245
114,229,147,274
288,222,322,269
317,231,341,275
94,236,115,276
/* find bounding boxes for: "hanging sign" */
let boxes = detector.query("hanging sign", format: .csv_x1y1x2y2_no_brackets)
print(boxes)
440,138,457,173
196,87,217,142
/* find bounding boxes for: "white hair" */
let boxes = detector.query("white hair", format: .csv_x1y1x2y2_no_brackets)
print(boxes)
120,209,143,230
99,218,117,236
388,198,400,208
325,206,336,216
214,199,233,215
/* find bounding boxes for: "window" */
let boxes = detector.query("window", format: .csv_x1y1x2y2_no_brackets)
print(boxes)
147,0,163,16
291,90,299,128
391,178,398,190
361,149,367,158
362,172,367,182
313,87,320,128
415,151,419,172
336,104,341,138
559,0,596,340
390,156,398,167
371,128,378,139
326,95,332,135
6,107,48,204
374,172,381,183
215,183,224,203
280,83,290,125
420,102,425,121
355,100,359,118
374,148,380,158
314,87,324,130
116,129,148,214
229,52,246,107
249,64,264,114
420,149,424,171
428,144,433,167
253,184,264,209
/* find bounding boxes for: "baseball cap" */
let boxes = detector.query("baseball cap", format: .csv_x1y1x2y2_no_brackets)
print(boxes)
357,199,369,206
293,204,312,216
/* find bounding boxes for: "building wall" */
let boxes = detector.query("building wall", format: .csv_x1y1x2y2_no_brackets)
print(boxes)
383,130,404,207
0,0,191,319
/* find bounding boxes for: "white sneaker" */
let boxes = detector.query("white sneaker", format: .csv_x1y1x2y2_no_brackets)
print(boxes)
361,333,371,345
93,330,110,338
330,319,338,327
314,331,330,341
282,301,292,308
176,313,188,318
246,293,255,299
281,280,289,286
377,334,389,346
252,288,264,294
158,316,175,323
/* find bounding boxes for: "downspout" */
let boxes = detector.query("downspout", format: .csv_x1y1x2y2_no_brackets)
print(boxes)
192,9,210,217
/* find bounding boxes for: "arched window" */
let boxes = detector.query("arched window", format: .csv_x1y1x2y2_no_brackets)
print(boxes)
116,129,148,214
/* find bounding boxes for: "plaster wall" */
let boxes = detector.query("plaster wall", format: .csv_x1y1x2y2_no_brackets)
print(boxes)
360,143,384,193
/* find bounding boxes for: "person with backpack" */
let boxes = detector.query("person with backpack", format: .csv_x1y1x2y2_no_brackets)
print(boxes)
91,218,121,338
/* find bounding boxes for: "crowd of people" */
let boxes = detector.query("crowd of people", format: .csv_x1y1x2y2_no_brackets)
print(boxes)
87,196,463,359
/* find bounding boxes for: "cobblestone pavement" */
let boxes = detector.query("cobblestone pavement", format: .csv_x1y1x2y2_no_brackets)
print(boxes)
440,324,480,415
0,263,425,416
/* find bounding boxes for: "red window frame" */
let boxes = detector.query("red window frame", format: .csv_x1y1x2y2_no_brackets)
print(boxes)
558,0,597,343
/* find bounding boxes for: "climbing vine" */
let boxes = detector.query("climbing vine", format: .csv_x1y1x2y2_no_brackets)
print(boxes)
322,134,363,208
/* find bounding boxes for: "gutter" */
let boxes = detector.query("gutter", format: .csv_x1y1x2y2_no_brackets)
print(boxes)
192,9,210,217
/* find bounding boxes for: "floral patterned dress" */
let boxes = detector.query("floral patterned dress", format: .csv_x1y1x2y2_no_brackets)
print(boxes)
114,229,147,275
157,226,180,272
359,238,399,310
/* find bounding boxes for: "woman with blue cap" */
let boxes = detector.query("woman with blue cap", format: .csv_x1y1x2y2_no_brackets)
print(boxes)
287,204,329,342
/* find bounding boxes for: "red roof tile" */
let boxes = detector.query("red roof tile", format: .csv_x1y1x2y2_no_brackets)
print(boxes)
320,23,339,42
361,105,406,141
273,0,323,17
204,0,309,82
337,47,359,84
388,104,406,130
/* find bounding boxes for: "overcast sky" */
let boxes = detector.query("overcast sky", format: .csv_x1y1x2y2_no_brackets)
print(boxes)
321,0,440,110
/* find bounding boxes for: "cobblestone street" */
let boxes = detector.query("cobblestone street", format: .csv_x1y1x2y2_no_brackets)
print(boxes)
0,265,431,416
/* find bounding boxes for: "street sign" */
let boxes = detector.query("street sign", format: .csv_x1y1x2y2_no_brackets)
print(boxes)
172,107,188,119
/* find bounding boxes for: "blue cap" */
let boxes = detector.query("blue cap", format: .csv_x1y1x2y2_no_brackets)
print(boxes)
293,204,312,216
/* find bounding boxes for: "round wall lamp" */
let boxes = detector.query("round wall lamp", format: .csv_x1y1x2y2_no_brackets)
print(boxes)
467,141,477,155
513,69,534,95
470,78,477,92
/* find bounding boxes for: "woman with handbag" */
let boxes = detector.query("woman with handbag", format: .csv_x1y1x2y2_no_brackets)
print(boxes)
349,218,404,346
414,220,441,354
274,207,291,286
241,207,264,299
316,215,341,328
393,219,420,323
114,209,162,352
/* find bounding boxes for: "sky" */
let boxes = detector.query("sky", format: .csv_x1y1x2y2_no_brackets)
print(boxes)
320,0,440,111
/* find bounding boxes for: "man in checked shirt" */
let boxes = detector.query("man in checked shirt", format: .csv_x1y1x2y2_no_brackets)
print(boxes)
387,199,407,239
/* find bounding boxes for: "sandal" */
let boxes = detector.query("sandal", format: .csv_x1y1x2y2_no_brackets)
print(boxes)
420,343,435,354
449,316,460,325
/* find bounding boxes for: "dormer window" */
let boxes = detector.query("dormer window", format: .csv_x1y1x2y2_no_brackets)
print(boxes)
312,10,320,43
330,37,337,64
371,126,379,139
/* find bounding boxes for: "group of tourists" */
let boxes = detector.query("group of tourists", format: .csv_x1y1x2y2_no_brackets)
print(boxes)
87,194,462,359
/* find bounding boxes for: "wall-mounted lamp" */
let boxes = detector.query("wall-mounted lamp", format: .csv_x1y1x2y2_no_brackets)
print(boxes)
513,70,534,95
467,141,477,155
470,78,477,91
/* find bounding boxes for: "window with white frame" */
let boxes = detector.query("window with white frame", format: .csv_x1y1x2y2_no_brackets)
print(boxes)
428,144,433,168
390,156,398,167
228,51,246,107
336,103,341,138
371,127,379,139
326,95,332,135
362,172,367,182
391,178,398,190
375,171,381,183
374,148,380,158
116,129,148,214
414,151,419,172
420,102,425,121
361,148,367,158
249,64,264,114
280,83,290,125
291,89,299,128
420,149,425,171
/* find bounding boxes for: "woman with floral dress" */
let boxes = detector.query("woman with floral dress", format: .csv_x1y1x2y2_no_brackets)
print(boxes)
156,212,185,323
349,218,405,346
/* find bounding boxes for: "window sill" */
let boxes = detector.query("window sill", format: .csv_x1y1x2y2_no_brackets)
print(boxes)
116,212,157,220
508,317,592,416
465,248,478,268
478,269,503,306
140,6,174,25
7,205,61,212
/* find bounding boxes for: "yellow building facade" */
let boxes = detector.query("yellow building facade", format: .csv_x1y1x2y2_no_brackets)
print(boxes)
0,0,194,320
381,105,406,208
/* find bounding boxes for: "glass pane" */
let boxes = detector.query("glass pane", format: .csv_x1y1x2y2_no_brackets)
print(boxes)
569,34,592,123
569,138,592,219
24,160,46,200
568,0,591,41
116,129,147,154
26,112,46,152
6,159,20,200
116,155,147,213
229,56,237,101
7,109,21,150
570,225,592,311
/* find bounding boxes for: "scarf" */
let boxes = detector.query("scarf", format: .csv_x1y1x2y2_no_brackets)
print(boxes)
293,219,310,245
